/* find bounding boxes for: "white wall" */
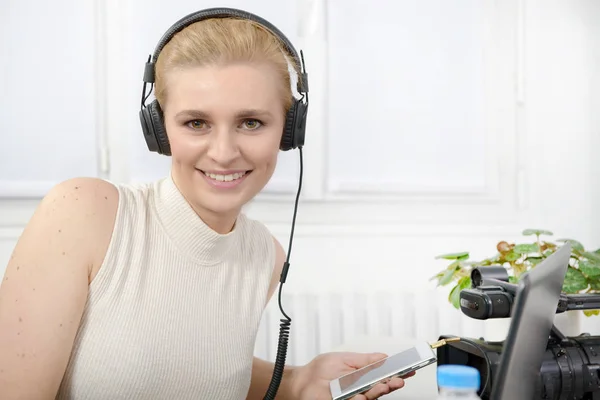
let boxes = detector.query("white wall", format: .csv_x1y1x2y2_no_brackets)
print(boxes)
1,0,600,367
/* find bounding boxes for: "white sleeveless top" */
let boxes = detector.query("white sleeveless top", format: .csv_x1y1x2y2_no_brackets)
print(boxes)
55,175,276,399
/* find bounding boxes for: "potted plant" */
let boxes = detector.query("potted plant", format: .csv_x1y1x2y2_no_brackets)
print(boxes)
431,229,600,317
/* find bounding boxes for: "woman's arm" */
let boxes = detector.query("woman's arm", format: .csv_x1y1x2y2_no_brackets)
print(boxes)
246,357,296,399
0,177,118,399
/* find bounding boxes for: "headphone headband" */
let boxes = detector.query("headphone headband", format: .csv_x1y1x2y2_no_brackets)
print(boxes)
142,7,308,94
139,7,309,155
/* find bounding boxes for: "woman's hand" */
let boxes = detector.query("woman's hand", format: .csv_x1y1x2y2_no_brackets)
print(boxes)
288,351,415,400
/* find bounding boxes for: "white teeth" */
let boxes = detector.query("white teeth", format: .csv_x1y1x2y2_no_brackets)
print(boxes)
203,171,247,182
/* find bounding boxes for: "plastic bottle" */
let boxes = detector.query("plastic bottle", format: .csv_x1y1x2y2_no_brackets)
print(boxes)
436,365,481,399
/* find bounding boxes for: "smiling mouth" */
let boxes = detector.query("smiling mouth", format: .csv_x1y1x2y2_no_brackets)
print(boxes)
199,170,252,182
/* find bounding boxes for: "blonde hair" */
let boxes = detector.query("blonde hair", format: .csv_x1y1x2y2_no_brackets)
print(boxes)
154,17,300,115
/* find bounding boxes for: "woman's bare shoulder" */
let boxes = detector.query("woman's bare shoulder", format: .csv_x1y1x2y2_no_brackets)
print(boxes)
0,177,119,397
43,177,120,275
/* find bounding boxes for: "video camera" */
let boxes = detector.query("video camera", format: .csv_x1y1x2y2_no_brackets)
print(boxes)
436,265,600,400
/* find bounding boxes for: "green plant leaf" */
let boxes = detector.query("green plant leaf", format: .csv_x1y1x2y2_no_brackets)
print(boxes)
448,284,460,309
583,252,600,263
514,244,539,254
504,251,520,261
562,267,588,293
594,248,600,255
435,252,469,261
476,257,498,267
460,276,472,289
526,256,544,266
542,249,554,258
508,276,519,284
438,264,460,286
449,276,472,309
584,310,600,317
522,229,553,236
589,280,600,291
557,239,585,252
487,253,502,262
579,260,600,277
429,272,444,281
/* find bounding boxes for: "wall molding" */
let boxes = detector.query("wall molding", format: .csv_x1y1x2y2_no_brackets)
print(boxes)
0,227,23,240
318,0,519,213
264,221,525,239
0,181,57,199
244,197,522,226
93,0,110,180
0,216,524,240
324,181,491,197
0,190,525,240
102,0,133,184
0,0,103,200
515,0,529,212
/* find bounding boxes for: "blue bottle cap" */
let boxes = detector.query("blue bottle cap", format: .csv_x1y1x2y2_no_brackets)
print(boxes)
437,365,480,390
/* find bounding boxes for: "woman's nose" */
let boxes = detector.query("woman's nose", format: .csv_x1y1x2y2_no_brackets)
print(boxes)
206,129,240,166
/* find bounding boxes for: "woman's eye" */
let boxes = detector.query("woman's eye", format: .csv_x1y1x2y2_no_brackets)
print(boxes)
243,119,262,130
188,120,207,129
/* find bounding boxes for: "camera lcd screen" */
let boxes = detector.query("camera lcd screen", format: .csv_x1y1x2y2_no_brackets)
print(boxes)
338,347,422,392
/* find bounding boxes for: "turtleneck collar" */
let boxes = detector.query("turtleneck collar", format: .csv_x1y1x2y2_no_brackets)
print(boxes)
152,174,241,266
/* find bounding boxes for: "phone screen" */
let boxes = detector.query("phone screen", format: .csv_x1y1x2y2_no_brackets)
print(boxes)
338,347,425,393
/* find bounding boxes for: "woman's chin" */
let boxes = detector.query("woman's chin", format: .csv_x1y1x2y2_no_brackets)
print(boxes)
189,178,250,214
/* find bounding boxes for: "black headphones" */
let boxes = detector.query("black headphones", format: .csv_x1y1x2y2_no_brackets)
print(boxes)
139,7,309,156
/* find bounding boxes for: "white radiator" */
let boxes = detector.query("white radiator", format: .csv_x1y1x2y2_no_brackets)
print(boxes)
254,289,490,366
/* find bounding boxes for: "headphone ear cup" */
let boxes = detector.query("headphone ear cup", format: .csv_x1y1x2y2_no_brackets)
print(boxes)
144,100,171,156
280,100,307,151
280,105,296,151
139,104,161,153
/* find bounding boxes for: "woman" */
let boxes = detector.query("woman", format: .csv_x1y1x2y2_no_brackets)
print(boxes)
0,8,410,400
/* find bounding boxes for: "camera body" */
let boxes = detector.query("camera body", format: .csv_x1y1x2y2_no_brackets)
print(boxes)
436,333,600,400
438,264,600,399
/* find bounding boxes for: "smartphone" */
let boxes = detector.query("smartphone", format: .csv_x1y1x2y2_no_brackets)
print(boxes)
329,341,437,400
